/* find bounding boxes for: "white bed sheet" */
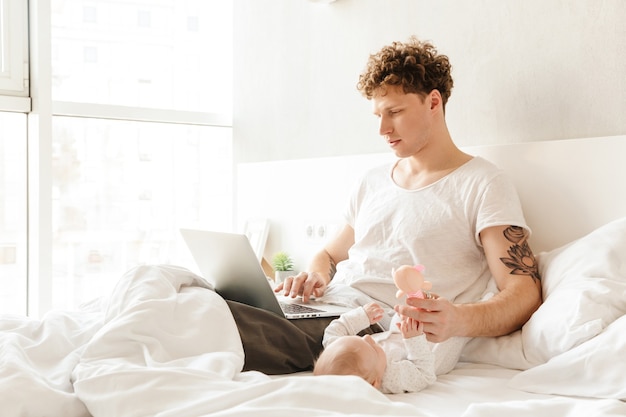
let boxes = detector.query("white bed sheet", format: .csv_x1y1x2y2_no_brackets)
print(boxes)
2,258,625,417
392,363,550,415
391,363,626,417
0,264,430,417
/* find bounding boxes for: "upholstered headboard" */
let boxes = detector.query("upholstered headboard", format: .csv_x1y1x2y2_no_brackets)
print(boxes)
463,135,626,252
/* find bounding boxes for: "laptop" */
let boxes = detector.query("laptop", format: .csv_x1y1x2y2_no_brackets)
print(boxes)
180,228,350,319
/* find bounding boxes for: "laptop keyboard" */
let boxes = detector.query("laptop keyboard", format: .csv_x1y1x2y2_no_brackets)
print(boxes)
279,301,325,314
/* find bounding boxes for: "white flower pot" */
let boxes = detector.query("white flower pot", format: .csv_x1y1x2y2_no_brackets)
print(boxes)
274,270,296,283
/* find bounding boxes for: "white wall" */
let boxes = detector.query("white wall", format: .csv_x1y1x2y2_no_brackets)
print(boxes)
233,0,626,163
237,152,394,270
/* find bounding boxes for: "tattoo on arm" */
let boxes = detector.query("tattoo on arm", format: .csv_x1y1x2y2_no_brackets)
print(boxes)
328,256,337,280
499,226,541,283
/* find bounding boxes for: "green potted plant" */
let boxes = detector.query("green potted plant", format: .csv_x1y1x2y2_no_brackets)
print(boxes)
272,251,295,283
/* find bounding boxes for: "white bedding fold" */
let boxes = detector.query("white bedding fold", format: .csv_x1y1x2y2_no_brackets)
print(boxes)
72,264,245,416
462,398,626,417
70,264,428,417
6,263,617,416
0,298,103,417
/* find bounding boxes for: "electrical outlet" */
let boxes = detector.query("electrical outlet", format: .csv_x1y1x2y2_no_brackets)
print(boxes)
305,222,339,242
305,223,326,241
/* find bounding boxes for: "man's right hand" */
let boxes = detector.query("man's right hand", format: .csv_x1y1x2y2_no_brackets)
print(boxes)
274,271,329,303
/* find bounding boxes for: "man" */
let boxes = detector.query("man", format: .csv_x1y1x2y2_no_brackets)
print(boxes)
233,37,541,375
276,36,542,344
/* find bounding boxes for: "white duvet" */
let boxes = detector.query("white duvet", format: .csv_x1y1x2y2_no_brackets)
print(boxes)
2,264,625,417
1,265,425,417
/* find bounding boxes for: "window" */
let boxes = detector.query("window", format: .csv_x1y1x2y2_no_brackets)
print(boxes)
0,0,28,315
0,0,30,112
43,0,234,312
50,117,231,309
137,10,151,28
51,0,233,113
82,6,97,23
0,112,27,314
9,0,234,315
0,0,28,94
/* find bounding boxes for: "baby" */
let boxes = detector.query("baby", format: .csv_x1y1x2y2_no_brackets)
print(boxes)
313,302,436,394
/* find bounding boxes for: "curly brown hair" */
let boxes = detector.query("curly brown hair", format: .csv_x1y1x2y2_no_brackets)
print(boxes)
357,37,453,109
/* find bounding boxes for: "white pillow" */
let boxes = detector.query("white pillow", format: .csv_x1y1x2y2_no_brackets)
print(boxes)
522,216,626,365
462,217,626,369
509,314,626,400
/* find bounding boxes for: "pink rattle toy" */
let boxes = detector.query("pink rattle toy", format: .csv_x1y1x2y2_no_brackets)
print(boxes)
393,264,432,299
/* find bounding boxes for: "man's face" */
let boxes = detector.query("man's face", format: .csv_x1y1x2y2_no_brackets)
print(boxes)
372,85,434,158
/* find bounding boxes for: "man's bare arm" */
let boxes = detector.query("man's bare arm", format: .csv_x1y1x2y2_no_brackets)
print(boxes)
397,225,542,341
276,224,354,301
468,224,543,336
309,224,354,284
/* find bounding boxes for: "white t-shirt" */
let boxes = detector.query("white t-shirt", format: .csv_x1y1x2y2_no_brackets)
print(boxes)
326,156,529,310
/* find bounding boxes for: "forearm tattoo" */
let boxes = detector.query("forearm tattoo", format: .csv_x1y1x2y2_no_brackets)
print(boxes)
499,226,541,283
328,256,337,280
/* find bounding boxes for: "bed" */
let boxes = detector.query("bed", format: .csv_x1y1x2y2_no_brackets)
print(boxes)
3,135,626,416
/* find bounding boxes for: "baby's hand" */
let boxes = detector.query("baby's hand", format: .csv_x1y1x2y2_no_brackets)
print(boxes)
397,316,424,339
363,302,384,325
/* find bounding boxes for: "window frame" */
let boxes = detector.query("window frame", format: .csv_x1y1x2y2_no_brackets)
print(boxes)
0,0,30,112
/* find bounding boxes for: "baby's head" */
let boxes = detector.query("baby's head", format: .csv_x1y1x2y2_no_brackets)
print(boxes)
313,335,387,389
